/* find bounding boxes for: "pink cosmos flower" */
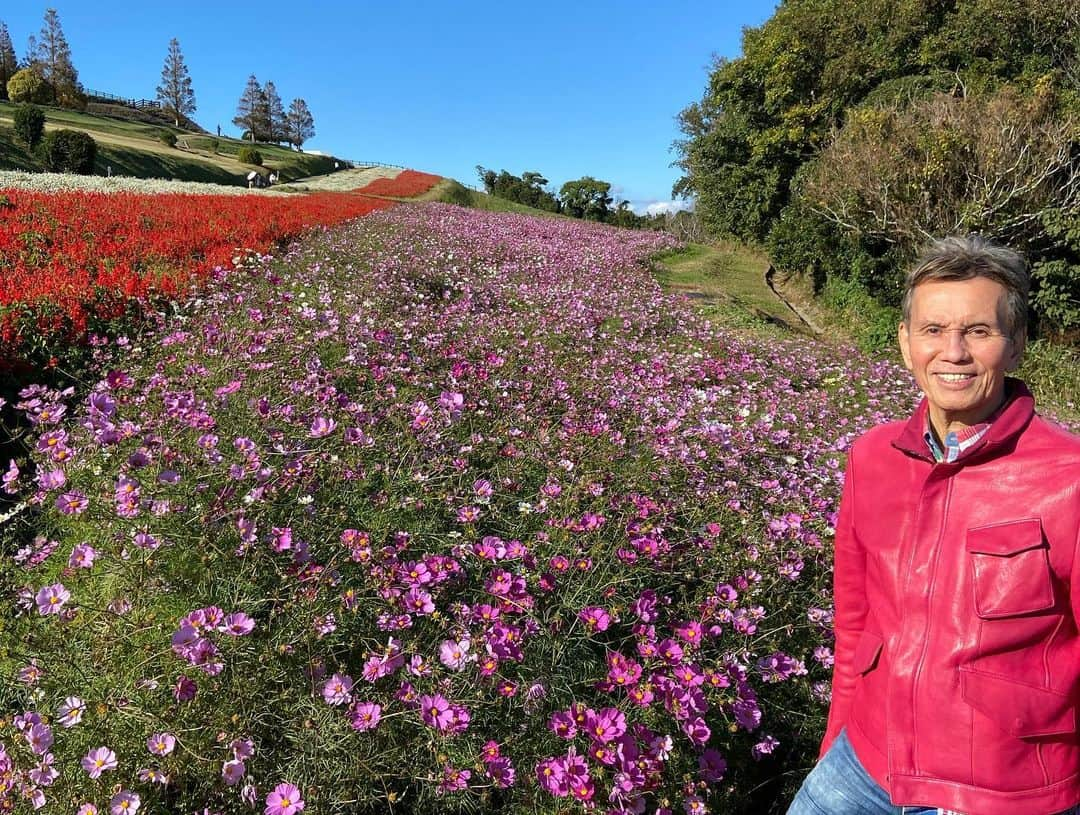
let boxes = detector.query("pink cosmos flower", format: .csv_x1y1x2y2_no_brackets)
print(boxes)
57,697,86,728
578,606,612,632
231,738,255,760
419,694,455,730
56,490,89,514
223,612,255,636
35,582,70,615
349,701,382,731
264,782,304,815
322,673,354,706
309,417,336,438
698,748,728,783
82,746,118,778
68,543,98,569
138,767,169,785
109,790,140,815
147,732,175,756
27,723,53,755
222,759,246,786
438,638,472,671
77,805,98,815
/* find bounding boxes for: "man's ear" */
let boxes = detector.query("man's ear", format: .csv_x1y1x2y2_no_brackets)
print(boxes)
1007,330,1026,371
898,322,914,371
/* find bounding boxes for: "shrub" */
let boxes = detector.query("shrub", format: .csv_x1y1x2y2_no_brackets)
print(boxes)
158,129,178,148
39,129,97,174
237,146,263,166
439,179,474,207
12,104,46,149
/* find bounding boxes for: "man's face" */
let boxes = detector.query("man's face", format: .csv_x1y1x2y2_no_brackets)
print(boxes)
898,276,1024,436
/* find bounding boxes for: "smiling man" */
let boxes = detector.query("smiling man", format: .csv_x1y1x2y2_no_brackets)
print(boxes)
789,236,1080,815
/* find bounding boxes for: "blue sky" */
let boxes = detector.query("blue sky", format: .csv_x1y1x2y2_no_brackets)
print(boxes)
5,2,778,212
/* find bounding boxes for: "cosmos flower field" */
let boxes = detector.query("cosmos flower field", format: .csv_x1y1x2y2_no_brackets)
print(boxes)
0,197,920,814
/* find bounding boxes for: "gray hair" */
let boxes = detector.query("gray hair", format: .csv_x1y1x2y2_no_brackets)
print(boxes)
902,235,1030,336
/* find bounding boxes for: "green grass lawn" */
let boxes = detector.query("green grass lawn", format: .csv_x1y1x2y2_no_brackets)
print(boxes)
653,242,806,332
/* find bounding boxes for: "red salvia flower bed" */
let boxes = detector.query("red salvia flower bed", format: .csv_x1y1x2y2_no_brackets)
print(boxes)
0,189,396,365
354,170,442,198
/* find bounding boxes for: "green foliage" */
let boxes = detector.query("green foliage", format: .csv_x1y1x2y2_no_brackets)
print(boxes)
39,128,97,174
12,104,45,149
157,128,177,148
559,176,612,221
236,145,263,166
677,0,1080,342
437,178,473,208
476,166,560,212
820,275,901,352
6,67,50,105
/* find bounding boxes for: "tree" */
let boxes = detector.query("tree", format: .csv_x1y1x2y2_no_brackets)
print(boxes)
0,22,17,101
559,176,613,221
156,38,196,127
33,8,80,107
263,81,286,143
474,166,560,212
285,98,315,149
233,75,263,142
7,66,49,104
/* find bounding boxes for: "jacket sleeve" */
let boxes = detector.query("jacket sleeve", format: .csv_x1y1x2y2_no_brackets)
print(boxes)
818,447,868,758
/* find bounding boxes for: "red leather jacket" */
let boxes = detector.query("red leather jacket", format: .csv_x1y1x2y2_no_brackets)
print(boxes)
821,380,1080,815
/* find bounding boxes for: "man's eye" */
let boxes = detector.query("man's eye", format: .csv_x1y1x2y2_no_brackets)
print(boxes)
967,327,992,339
923,326,941,335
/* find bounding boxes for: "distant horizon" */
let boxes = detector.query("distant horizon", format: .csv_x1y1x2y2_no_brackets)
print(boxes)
3,1,779,213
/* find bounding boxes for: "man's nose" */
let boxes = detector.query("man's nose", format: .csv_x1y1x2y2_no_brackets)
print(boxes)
940,329,973,360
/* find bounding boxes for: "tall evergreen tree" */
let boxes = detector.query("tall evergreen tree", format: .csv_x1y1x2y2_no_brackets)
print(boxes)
285,98,315,149
232,74,262,142
34,8,79,106
263,81,286,143
156,38,196,127
0,22,17,101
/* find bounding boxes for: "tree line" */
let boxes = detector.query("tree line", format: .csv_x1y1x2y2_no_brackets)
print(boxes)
475,166,685,231
1,8,316,149
674,0,1080,340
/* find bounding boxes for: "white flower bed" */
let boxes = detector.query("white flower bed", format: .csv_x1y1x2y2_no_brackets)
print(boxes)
0,170,261,195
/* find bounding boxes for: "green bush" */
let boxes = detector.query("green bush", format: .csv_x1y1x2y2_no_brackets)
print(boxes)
39,129,97,174
438,179,473,208
158,129,178,148
13,104,46,149
237,146,263,166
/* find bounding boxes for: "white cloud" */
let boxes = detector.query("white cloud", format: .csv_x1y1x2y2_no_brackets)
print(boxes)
639,200,693,217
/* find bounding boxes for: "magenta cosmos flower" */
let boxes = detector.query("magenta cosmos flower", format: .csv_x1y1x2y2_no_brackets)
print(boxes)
35,582,70,615
264,782,304,815
82,746,118,778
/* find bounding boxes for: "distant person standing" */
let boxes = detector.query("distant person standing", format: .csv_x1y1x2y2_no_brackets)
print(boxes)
788,236,1080,815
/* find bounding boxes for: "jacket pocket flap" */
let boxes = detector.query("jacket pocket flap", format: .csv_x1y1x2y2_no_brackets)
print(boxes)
966,519,1044,556
853,631,883,675
961,668,1076,738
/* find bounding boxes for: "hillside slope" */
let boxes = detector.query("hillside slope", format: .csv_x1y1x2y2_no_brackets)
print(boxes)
0,101,354,187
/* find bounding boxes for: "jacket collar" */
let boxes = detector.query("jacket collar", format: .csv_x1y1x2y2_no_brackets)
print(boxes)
891,377,1035,463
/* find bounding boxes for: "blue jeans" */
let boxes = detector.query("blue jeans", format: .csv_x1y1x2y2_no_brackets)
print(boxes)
788,729,1080,815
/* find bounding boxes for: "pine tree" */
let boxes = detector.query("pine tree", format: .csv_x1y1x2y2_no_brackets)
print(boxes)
285,98,315,150
34,8,79,106
0,22,17,101
263,81,286,143
232,74,262,142
156,38,196,127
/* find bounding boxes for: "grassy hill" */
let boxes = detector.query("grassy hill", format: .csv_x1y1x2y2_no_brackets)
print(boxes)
0,101,352,186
